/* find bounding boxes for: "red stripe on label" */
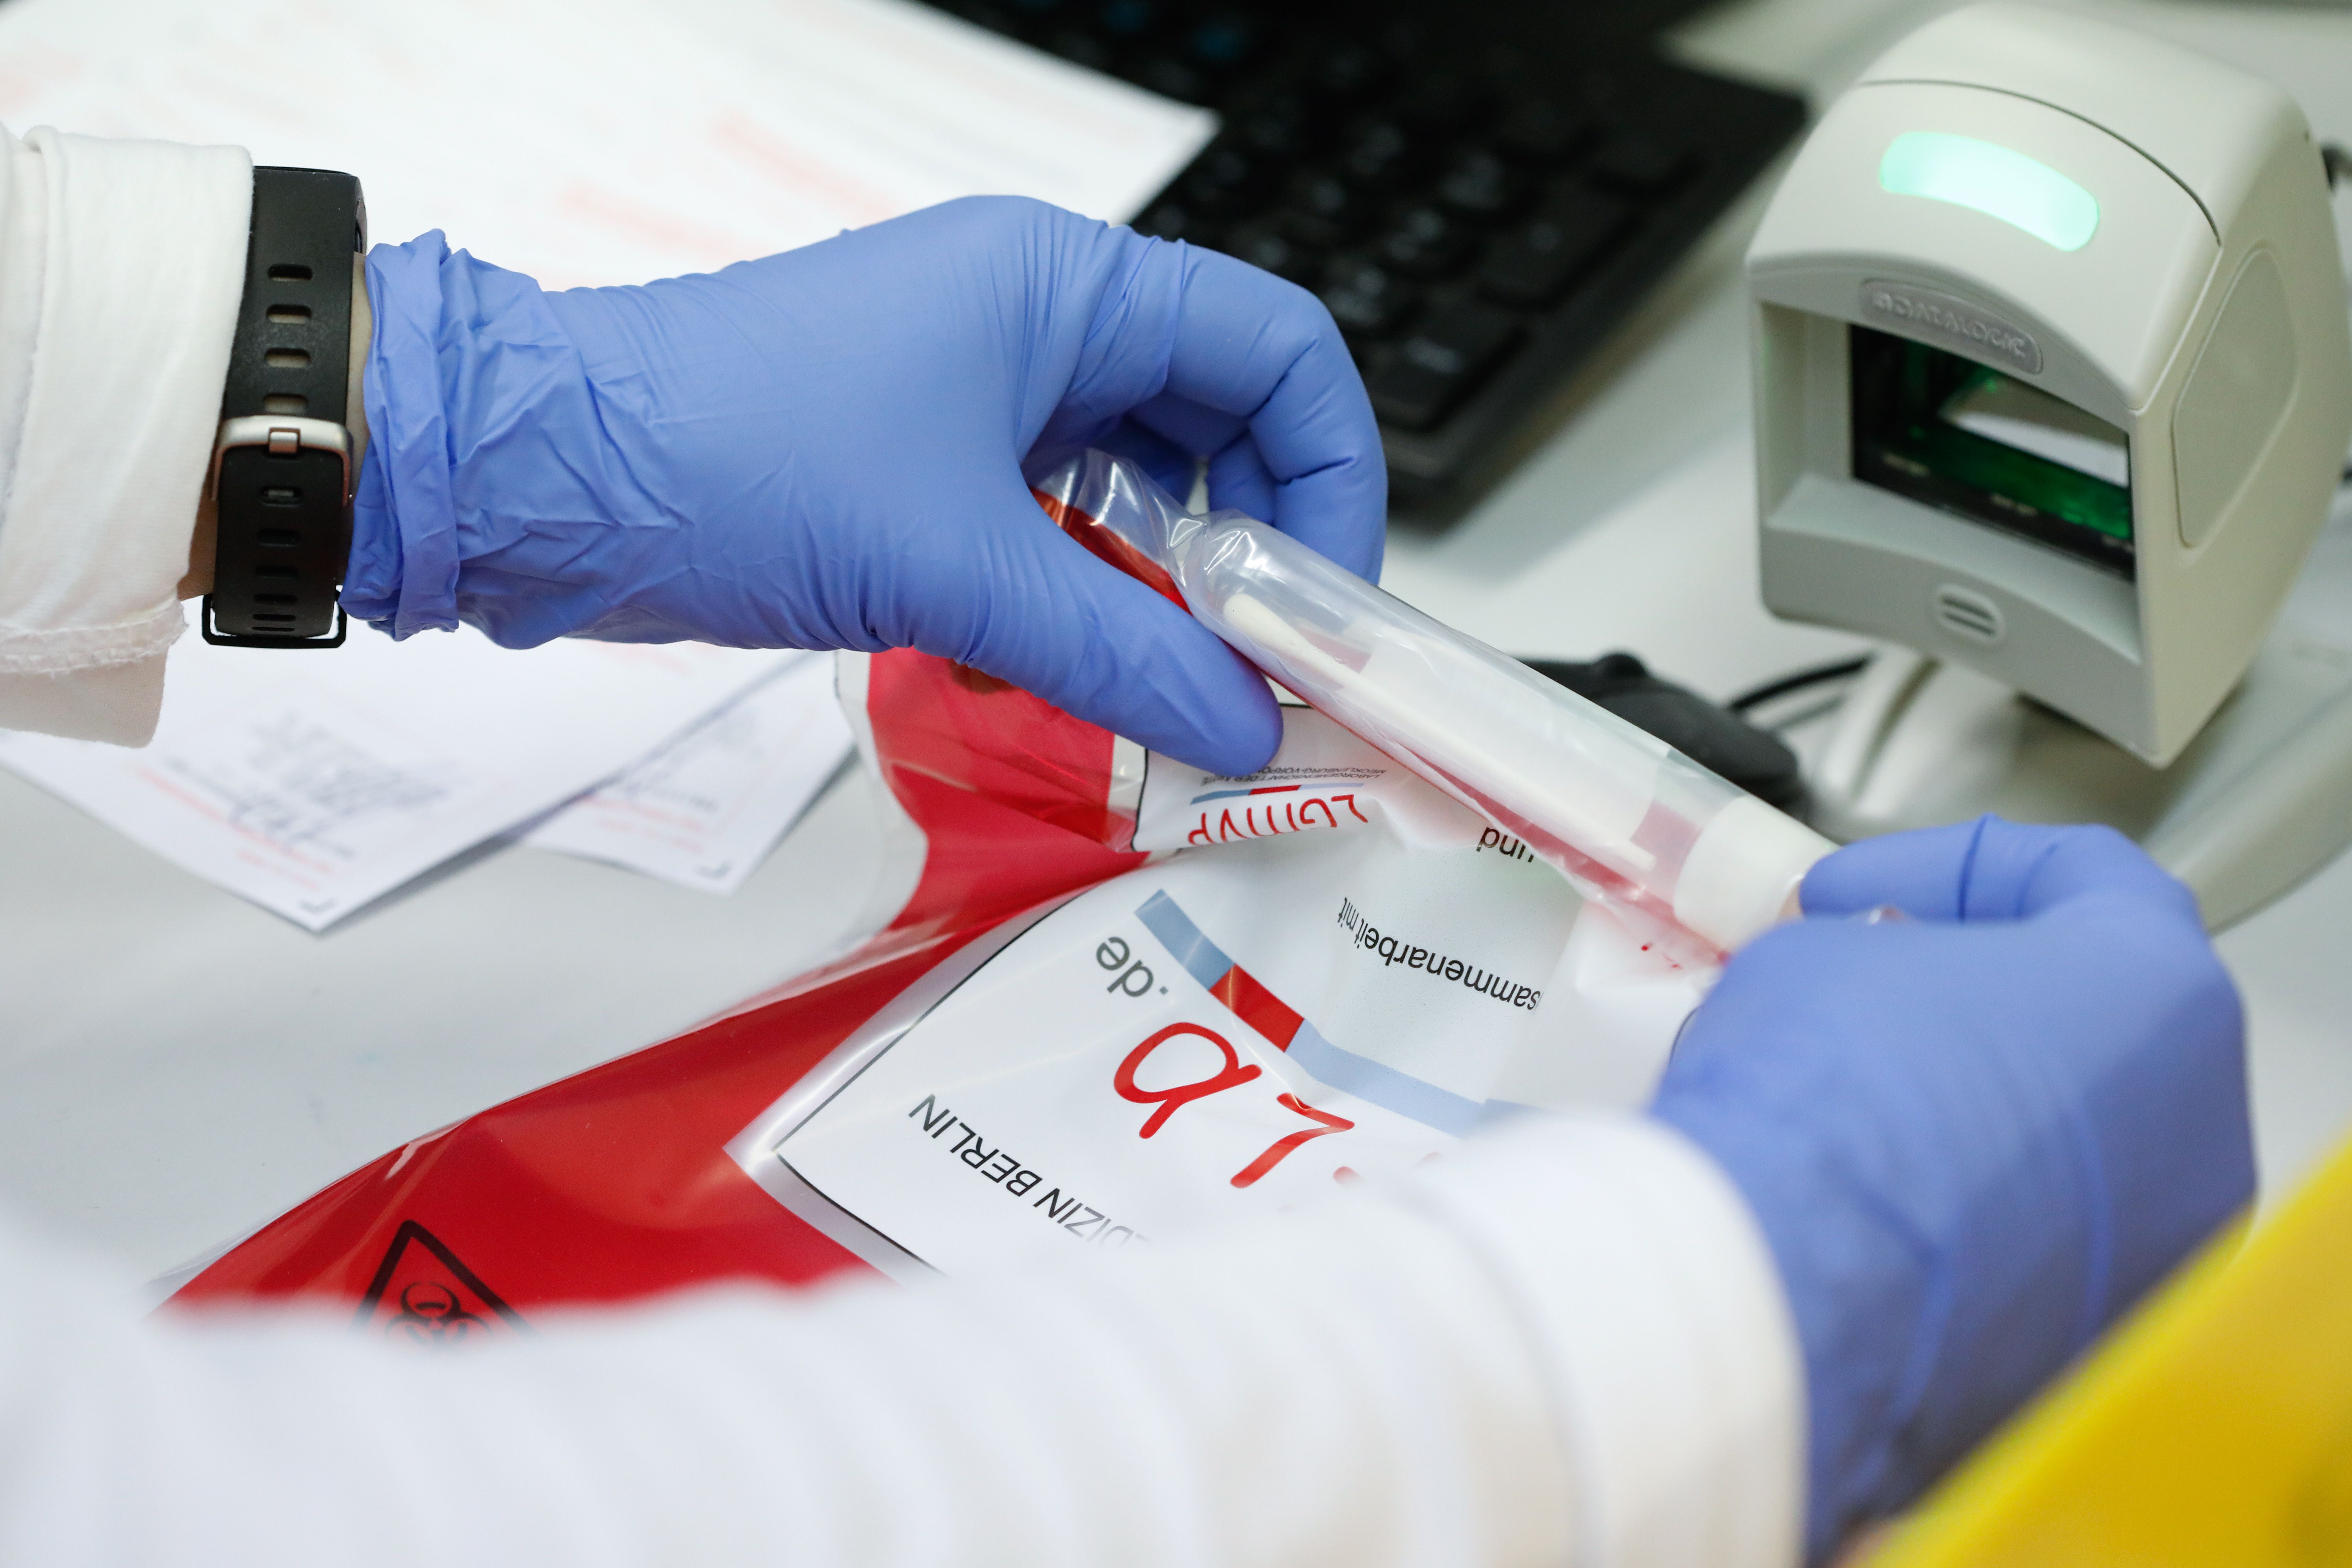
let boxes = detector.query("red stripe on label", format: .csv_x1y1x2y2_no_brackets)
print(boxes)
1247,786,1302,794
1211,965,1303,1051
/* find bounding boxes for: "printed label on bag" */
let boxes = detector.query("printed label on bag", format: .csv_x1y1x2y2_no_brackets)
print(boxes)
1133,709,1486,854
735,873,1461,1276
724,703,1702,1281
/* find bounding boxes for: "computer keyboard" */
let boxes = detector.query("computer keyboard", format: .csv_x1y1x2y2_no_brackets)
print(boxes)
919,0,1807,512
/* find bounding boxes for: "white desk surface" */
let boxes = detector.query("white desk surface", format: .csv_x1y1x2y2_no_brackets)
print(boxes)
9,0,2352,1280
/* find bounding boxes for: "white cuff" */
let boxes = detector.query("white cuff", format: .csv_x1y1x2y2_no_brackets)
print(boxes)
1410,1111,1806,1568
0,125,251,744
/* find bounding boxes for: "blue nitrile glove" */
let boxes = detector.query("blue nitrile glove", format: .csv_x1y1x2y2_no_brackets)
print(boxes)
345,196,1385,776
1652,817,2251,1562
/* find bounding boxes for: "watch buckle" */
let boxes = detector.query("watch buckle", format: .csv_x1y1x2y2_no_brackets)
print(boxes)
200,597,348,649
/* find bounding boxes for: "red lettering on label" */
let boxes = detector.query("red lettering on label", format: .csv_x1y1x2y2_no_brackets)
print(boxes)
1231,1094,1356,1188
1178,792,1374,846
1114,1023,1262,1138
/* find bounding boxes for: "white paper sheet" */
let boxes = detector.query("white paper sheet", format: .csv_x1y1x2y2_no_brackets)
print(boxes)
0,618,791,929
524,652,853,893
0,0,1216,289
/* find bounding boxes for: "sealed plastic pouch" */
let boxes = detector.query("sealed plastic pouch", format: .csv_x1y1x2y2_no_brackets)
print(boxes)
170,449,1758,1327
1034,450,1835,956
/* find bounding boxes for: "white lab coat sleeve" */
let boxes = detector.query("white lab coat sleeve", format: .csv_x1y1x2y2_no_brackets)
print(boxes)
1410,1113,1807,1568
0,1111,1801,1568
0,123,251,745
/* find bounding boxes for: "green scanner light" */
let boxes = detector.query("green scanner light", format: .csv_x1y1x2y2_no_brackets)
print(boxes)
1879,131,2099,251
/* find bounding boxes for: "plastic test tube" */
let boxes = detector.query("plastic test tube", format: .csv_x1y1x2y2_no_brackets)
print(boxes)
1163,511,1835,956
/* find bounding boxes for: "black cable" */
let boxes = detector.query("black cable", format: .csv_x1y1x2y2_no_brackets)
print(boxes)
1727,655,1870,714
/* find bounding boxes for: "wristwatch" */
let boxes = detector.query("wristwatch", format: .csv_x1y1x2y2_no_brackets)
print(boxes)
202,166,367,648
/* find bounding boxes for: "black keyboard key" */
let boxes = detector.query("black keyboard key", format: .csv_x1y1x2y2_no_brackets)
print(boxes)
948,0,1024,30
1183,140,1270,210
1098,0,1156,37
1286,170,1374,249
1222,223,1317,285
1339,119,1428,188
1495,94,1597,166
1375,204,1473,278
1368,302,1524,429
1398,71,1488,135
1139,56,1206,101
1309,42,1392,107
1132,199,1186,238
1435,148,1527,219
1134,199,1219,252
1475,188,1632,306
1044,27,1116,71
1235,94,1314,158
1589,130,1696,196
1188,13,1258,68
1320,258,1421,341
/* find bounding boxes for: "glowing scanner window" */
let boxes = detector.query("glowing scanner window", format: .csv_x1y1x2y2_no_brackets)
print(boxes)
1879,132,2099,252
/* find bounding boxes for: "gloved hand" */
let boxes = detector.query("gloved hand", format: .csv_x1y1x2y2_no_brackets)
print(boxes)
345,197,1386,776
1652,817,2251,1562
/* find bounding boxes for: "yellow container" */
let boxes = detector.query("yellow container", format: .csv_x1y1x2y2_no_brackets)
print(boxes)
1868,1129,2352,1566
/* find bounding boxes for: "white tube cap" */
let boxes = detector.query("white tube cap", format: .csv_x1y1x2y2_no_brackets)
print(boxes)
1673,795,1836,952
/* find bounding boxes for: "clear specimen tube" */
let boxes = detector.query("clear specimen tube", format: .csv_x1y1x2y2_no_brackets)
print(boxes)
1032,450,1834,955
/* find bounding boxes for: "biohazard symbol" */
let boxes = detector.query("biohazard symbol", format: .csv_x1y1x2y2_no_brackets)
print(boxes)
387,1281,489,1349
353,1220,527,1349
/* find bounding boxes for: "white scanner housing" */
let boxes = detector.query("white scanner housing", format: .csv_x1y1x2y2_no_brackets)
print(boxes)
1750,4,2352,764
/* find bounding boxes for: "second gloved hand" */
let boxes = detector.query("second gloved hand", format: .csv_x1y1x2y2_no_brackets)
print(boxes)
345,198,1387,775
1652,818,2252,1562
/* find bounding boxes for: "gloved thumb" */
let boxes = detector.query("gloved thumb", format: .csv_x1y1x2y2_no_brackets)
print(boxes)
1803,815,2199,924
909,481,1284,776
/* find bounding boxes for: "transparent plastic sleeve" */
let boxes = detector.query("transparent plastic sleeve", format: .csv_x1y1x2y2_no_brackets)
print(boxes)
1033,450,1835,955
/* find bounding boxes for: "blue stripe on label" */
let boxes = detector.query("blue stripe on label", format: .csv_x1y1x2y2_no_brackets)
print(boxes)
1136,887,1486,1138
1136,889,1232,992
1286,1022,1486,1137
1188,785,1301,803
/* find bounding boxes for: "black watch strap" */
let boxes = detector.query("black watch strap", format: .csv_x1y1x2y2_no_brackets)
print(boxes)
203,166,367,649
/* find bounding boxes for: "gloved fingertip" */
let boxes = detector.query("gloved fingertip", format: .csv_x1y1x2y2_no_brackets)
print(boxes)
1158,675,1283,776
1976,817,2194,921
1803,815,2202,927
1112,617,1282,774
948,502,1285,777
1799,819,1988,920
1269,503,1385,583
1203,434,1278,524
1271,449,1388,582
1155,249,1386,581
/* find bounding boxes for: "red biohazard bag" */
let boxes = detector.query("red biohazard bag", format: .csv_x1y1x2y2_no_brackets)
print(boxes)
172,461,1710,1328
